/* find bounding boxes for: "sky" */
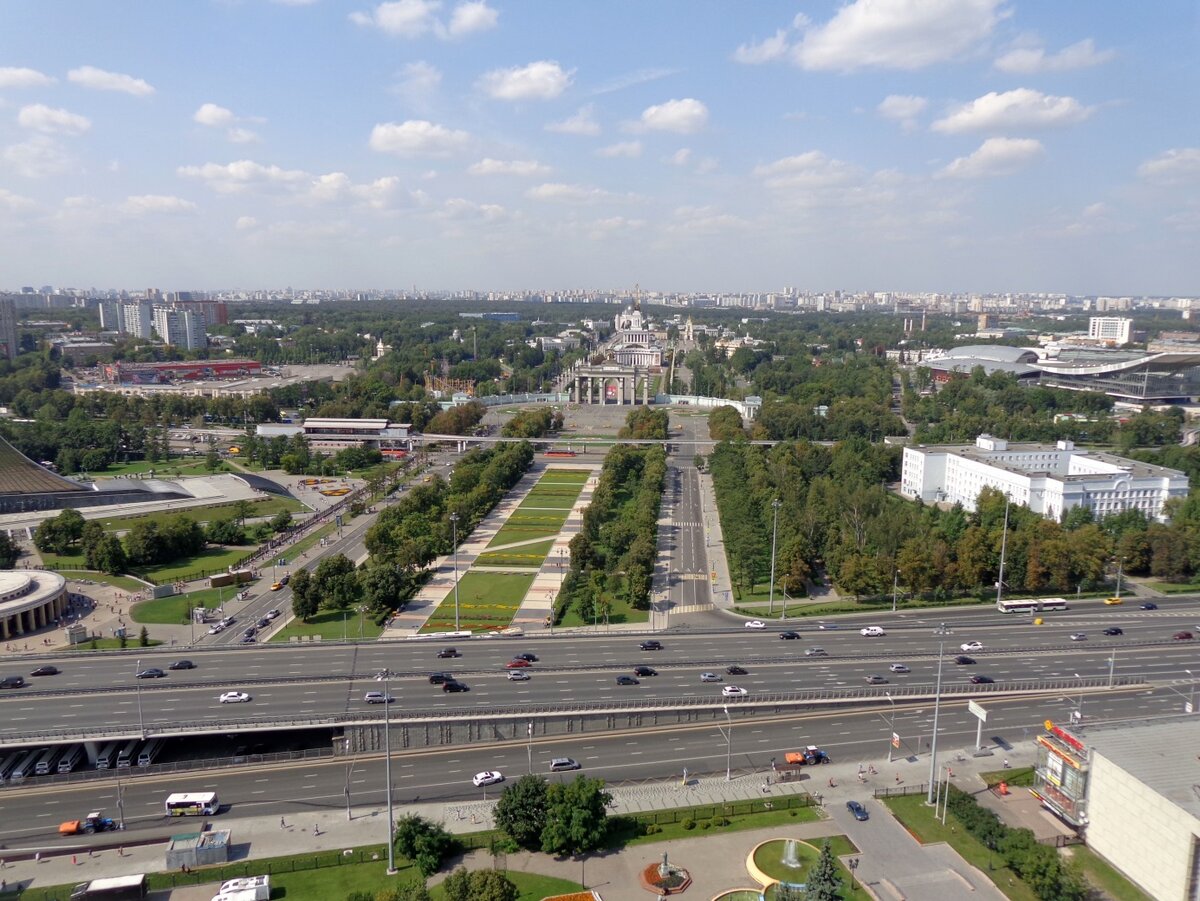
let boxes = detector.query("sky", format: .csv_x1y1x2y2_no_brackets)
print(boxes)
1,0,1198,295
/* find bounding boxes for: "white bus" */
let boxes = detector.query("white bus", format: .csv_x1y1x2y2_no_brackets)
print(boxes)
57,744,86,774
165,792,220,817
137,738,165,768
115,739,141,769
11,747,47,781
997,597,1069,615
94,740,121,770
33,746,63,776
0,750,24,782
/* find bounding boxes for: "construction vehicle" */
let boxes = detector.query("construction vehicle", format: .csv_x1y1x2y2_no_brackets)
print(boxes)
784,746,831,766
59,811,118,836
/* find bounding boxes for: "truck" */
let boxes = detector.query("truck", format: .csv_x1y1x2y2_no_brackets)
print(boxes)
211,875,270,901
784,746,831,766
69,874,147,900
210,570,254,589
59,811,118,836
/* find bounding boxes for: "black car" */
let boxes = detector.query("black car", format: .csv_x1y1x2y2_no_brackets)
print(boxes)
135,668,165,679
257,617,271,628
442,680,468,692
168,660,196,670
240,635,256,644
30,665,60,676
639,640,663,651
779,631,800,640
437,647,460,659
1103,627,1124,636
280,574,290,586
515,652,538,662
429,672,452,684
954,655,975,665
633,665,657,677
616,675,640,685
1,675,26,689
846,800,869,821
970,675,995,684
1141,602,1158,610
727,665,748,676
243,627,257,638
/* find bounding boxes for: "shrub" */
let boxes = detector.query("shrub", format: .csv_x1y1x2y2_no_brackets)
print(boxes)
681,817,695,831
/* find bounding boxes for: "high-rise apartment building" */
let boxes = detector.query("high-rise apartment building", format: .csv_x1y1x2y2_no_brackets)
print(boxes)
1088,317,1132,345
152,307,207,350
99,300,125,332
0,296,18,360
121,302,154,340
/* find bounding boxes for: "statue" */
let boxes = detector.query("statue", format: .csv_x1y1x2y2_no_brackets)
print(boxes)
659,850,670,878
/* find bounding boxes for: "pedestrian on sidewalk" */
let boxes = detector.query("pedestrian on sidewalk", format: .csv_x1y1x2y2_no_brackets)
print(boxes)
280,816,286,829
895,773,903,784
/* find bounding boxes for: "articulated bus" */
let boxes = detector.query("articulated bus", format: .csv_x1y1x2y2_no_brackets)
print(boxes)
137,738,165,767
165,792,220,817
997,597,1069,615
57,745,85,774
94,740,121,770
115,739,141,769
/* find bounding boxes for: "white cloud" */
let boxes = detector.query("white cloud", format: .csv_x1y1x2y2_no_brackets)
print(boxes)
0,187,35,212
352,176,404,209
194,103,235,127
3,135,71,177
308,171,353,202
733,29,790,64
177,159,308,193
438,197,506,221
227,127,260,144
753,151,858,188
592,67,680,96
369,120,470,155
235,216,258,230
669,148,692,166
932,89,1093,133
467,158,550,177
546,104,600,136
350,0,439,36
995,38,1115,74
526,182,610,203
1137,148,1200,183
670,205,751,234
591,216,646,233
638,98,708,134
938,137,1044,178
793,0,1006,71
67,65,154,96
597,140,642,158
0,67,54,89
877,94,928,130
17,104,91,136
478,61,573,101
120,194,198,215
393,61,441,107
447,1,498,36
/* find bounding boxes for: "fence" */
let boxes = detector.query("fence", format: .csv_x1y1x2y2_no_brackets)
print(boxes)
873,783,930,799
632,792,815,827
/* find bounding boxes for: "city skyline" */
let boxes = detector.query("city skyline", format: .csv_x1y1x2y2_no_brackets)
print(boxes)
1,1,1197,294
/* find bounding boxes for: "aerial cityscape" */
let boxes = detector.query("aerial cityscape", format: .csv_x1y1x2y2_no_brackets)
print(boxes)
2,3,1200,901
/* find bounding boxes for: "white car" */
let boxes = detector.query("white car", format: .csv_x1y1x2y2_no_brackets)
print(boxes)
960,641,984,652
744,620,766,630
506,670,531,681
722,685,748,698
700,672,722,683
472,771,504,787
860,626,886,637
218,691,251,704
207,623,225,635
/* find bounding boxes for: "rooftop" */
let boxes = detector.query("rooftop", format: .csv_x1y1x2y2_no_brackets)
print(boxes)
1079,717,1200,821
0,436,87,496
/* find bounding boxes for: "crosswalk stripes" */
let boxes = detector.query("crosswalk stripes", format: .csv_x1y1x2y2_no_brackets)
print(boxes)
671,521,702,528
667,603,715,613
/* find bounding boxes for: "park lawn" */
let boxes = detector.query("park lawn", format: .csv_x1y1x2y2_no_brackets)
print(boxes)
136,545,256,584
131,586,239,625
882,794,1039,901
419,571,535,633
1149,580,1200,593
272,606,383,642
557,591,650,627
488,511,570,547
38,550,86,569
538,468,591,482
269,522,337,567
96,496,306,532
1067,844,1154,901
476,538,557,568
431,872,586,901
92,458,214,478
57,570,149,592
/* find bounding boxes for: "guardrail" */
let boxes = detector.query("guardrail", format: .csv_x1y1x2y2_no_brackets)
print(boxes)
0,674,1146,748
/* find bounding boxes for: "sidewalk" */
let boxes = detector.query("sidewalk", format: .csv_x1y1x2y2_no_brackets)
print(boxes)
0,739,1047,899
696,469,734,611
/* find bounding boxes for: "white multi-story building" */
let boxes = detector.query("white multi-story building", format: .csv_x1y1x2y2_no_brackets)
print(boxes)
121,302,154,340
0,296,17,360
1088,316,1132,345
152,307,207,350
901,434,1187,522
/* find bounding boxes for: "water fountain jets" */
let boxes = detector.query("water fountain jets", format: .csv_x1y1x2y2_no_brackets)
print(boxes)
781,839,802,869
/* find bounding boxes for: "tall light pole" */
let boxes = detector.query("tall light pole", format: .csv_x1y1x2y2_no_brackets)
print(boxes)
449,512,460,632
995,499,1010,609
1073,672,1084,721
768,499,781,616
1108,651,1117,689
527,722,533,774
723,706,733,781
135,658,144,738
375,671,398,875
885,691,897,762
926,623,952,805
891,568,900,614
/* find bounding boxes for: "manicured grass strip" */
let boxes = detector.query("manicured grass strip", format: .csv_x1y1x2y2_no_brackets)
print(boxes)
57,570,149,592
558,592,650,627
131,586,246,624
476,539,557,567
419,571,535,633
882,793,1039,901
138,545,256,584
1068,844,1154,901
92,458,213,477
537,468,591,481
97,497,307,532
272,606,383,642
269,521,337,567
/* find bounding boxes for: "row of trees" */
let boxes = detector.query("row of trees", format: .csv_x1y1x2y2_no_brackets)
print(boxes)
617,406,669,440
557,443,665,623
499,405,561,438
493,774,612,855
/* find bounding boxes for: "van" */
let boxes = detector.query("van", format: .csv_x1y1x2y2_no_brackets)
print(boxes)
549,757,580,772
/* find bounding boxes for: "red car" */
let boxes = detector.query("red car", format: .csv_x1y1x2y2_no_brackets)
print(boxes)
1175,631,1194,641
505,658,532,668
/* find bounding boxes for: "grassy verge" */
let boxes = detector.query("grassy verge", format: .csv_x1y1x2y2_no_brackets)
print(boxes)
420,571,535,633
1067,844,1154,901
130,586,240,625
96,497,306,532
1148,580,1200,593
614,796,822,848
91,458,213,478
57,570,149,592
881,793,1038,901
488,511,570,547
476,539,557,567
272,606,383,642
137,545,257,584
557,593,650,627
269,522,337,567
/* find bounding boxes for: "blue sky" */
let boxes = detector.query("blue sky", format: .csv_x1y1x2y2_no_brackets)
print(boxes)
1,0,1197,294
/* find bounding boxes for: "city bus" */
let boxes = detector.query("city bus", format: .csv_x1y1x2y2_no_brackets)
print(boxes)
0,750,24,782
10,747,47,781
115,739,141,769
165,792,220,817
94,740,121,770
137,738,165,767
997,597,1069,615
57,744,85,774
33,745,63,776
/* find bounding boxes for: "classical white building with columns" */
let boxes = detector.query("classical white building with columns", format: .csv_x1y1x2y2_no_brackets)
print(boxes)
0,570,68,641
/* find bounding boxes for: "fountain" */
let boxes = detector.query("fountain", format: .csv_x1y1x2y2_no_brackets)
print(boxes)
781,840,802,869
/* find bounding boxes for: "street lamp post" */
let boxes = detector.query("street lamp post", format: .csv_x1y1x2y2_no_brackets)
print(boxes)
926,623,951,805
1073,672,1084,721
527,722,533,774
135,658,144,738
768,499,781,616
885,691,897,762
723,705,733,781
376,671,398,875
892,568,900,614
450,513,460,632
1108,652,1117,689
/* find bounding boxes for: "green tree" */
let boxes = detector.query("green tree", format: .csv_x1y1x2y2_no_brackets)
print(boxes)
392,814,457,878
289,568,319,622
233,499,255,527
494,775,549,850
802,840,843,901
270,510,293,533
0,531,20,568
34,508,86,555
540,776,611,856
373,885,432,901
205,441,221,472
206,518,246,546
313,553,361,610
91,534,128,575
138,625,150,647
441,869,517,901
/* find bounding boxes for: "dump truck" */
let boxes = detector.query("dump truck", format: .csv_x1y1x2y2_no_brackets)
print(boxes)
69,874,147,900
59,811,118,836
784,746,831,766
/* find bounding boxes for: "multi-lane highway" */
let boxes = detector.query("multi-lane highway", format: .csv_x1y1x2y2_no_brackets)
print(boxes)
4,600,1200,742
